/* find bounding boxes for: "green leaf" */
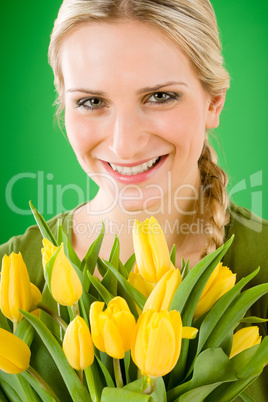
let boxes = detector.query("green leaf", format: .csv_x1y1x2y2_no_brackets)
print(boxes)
95,356,115,388
181,260,190,280
81,223,105,292
0,378,23,401
0,387,9,401
87,271,113,305
0,371,40,402
117,283,139,320
239,316,268,324
100,387,153,401
204,284,268,349
28,331,71,401
29,201,57,246
101,236,120,296
21,311,92,402
170,236,233,312
124,377,167,402
57,222,81,269
238,391,256,402
85,362,104,402
196,267,260,355
170,245,176,266
15,318,35,347
124,351,131,384
124,253,136,276
0,309,11,332
102,260,146,311
97,257,108,278
21,371,56,402
119,261,129,280
167,348,237,401
205,338,268,402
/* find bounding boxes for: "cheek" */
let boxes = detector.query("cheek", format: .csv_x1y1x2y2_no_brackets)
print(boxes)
64,108,98,154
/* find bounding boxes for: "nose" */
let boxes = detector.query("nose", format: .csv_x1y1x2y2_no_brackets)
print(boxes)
108,110,150,160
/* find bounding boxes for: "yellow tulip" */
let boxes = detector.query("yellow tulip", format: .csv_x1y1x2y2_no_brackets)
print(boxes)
90,296,136,359
0,328,31,374
133,217,173,283
63,316,94,370
143,267,181,312
194,262,236,319
131,310,183,377
43,242,83,307
0,253,32,323
128,265,155,299
41,238,58,269
230,326,262,358
30,282,42,310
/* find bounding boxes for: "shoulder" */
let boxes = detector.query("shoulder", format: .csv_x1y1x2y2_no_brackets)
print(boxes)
223,201,268,331
0,211,72,289
224,201,268,279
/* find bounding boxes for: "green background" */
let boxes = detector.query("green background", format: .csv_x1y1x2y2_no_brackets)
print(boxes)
1,0,268,244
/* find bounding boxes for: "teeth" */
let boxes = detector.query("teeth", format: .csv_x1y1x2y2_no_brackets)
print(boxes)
110,156,160,175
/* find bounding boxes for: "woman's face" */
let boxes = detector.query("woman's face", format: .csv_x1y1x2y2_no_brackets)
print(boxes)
61,21,223,213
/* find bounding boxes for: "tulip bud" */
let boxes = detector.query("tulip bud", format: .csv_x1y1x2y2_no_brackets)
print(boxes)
63,316,94,370
133,217,173,283
30,282,42,311
131,310,182,377
230,326,262,358
194,262,236,319
90,296,136,359
0,328,31,374
43,243,82,307
41,238,58,269
128,264,155,298
0,253,32,323
143,267,181,312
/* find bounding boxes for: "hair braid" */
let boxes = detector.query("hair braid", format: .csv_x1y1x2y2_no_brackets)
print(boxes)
198,138,230,258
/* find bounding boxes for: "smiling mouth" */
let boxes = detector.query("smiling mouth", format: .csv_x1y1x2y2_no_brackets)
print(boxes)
108,156,161,176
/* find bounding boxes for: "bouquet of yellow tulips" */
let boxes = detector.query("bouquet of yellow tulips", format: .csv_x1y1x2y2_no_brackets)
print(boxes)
0,202,267,402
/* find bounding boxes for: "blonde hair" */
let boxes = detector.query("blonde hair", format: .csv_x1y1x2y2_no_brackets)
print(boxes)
48,0,230,256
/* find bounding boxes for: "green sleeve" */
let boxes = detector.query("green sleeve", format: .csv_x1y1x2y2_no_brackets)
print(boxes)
223,202,268,402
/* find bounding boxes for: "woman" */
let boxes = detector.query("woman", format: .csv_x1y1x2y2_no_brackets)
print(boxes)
1,0,267,399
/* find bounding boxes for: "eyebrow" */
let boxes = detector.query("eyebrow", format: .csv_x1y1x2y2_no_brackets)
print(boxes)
66,81,188,96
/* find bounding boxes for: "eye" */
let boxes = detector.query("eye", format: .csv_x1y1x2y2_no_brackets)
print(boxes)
146,92,179,104
77,97,104,110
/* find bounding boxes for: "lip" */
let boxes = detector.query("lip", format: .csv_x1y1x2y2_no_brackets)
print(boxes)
100,155,168,184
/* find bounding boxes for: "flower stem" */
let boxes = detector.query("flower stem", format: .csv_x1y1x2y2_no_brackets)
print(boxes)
27,365,60,402
71,302,80,318
13,320,18,334
37,303,67,331
142,375,157,394
78,369,83,383
113,358,123,388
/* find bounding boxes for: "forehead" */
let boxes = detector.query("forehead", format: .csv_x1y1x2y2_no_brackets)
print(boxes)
60,20,196,90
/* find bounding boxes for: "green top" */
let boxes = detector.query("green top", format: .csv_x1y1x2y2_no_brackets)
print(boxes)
0,201,267,400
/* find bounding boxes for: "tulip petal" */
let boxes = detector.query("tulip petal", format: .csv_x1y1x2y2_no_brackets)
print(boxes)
230,326,262,358
133,219,157,283
103,318,125,359
148,217,171,281
63,316,94,370
194,265,236,319
0,329,31,374
131,310,154,374
145,312,176,377
90,301,106,352
50,247,82,306
113,310,136,351
182,326,198,339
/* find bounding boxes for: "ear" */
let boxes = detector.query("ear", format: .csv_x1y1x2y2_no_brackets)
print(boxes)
205,92,226,129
